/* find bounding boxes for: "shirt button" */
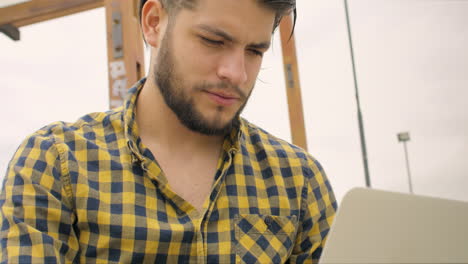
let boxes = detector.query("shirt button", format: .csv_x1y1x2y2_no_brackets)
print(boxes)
264,216,272,227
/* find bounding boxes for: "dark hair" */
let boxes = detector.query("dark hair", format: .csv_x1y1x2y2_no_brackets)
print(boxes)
139,0,296,34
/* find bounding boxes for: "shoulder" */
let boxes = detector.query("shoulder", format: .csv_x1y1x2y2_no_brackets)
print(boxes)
30,107,123,143
239,118,325,180
13,107,124,162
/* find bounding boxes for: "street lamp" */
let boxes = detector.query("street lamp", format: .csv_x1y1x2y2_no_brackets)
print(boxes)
344,0,371,188
397,132,414,194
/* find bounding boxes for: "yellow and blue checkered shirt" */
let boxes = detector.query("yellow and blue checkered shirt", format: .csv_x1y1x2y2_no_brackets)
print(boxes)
1,79,337,263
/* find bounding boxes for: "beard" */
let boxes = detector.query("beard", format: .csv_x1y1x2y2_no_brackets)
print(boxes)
153,24,251,136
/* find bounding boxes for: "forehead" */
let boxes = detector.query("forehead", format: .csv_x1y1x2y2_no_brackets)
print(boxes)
175,0,276,40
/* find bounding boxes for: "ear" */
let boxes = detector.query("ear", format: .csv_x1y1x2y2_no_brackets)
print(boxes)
141,0,168,48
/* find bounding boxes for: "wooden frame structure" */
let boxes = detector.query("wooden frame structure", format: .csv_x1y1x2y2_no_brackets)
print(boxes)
0,0,308,150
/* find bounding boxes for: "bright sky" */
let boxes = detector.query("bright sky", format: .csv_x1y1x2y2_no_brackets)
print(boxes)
1,0,467,203
0,0,32,8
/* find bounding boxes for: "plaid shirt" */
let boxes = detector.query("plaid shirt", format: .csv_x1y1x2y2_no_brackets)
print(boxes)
1,79,337,263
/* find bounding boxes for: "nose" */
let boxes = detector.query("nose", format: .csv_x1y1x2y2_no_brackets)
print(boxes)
216,50,248,86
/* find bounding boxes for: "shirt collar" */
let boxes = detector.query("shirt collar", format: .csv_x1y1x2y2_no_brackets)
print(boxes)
122,78,243,163
123,78,147,164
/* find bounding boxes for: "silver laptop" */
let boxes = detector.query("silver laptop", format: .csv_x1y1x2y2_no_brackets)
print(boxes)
319,188,468,264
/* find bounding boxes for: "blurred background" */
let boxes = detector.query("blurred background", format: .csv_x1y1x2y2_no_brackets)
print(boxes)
1,0,467,203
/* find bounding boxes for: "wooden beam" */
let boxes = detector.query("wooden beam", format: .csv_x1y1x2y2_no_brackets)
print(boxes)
279,15,308,150
105,0,145,109
0,0,103,28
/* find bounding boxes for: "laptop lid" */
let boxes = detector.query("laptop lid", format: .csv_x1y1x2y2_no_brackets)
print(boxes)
319,187,468,264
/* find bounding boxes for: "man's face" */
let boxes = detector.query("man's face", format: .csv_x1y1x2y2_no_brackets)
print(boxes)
153,0,275,135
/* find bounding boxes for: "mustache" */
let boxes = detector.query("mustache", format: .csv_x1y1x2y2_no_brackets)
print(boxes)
194,82,247,100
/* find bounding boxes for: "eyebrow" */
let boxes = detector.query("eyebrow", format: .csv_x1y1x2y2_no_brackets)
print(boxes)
195,24,271,50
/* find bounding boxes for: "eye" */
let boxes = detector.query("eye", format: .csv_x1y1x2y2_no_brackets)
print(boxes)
200,36,223,46
248,49,264,57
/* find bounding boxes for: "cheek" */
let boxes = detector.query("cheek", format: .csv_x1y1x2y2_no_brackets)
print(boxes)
179,43,218,77
246,59,262,84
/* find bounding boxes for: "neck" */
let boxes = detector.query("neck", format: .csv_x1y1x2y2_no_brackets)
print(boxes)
135,77,225,154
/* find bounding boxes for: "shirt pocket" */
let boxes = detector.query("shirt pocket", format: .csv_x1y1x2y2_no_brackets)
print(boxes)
235,214,298,264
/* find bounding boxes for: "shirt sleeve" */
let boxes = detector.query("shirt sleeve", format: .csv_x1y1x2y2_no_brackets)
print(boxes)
0,134,79,263
288,158,338,264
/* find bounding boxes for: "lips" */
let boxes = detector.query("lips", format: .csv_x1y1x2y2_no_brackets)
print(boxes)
205,90,239,100
204,90,239,106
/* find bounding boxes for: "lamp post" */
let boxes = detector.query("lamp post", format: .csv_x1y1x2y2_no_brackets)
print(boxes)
397,132,413,194
344,0,371,187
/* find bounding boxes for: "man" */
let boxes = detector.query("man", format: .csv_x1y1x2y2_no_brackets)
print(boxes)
0,0,337,262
